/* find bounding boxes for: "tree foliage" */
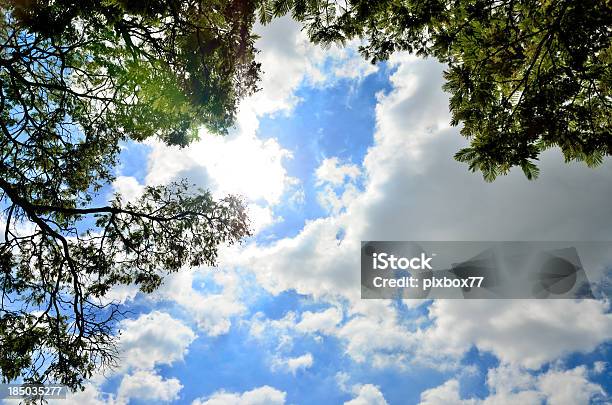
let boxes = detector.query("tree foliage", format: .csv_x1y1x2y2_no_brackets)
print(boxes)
0,0,256,390
267,0,611,180
1,0,610,395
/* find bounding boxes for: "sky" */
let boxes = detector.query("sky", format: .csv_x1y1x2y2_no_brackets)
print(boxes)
38,16,612,405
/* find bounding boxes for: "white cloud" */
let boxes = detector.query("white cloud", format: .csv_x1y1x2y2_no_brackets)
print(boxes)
419,379,475,405
335,371,351,392
112,175,144,203
251,19,377,116
335,305,423,368
102,283,140,305
47,313,192,405
315,157,362,214
538,367,606,405
52,371,182,405
272,352,314,375
423,299,612,369
344,384,388,405
192,386,286,405
329,45,379,80
288,187,306,208
223,51,612,373
138,16,380,237
250,17,324,115
316,157,361,186
227,217,360,299
248,203,280,234
117,370,182,403
248,311,297,340
485,363,537,395
247,303,425,370
296,307,343,334
118,311,196,370
247,313,327,372
144,132,293,208
155,270,246,337
50,383,119,405
593,361,606,374
419,365,606,405
317,183,360,214
0,214,37,242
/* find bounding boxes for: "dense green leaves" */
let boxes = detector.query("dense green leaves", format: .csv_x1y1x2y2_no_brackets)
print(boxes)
0,0,255,391
7,0,262,141
442,0,612,180
275,0,612,180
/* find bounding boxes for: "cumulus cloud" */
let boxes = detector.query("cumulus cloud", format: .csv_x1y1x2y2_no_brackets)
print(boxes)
317,182,361,214
593,361,607,374
141,129,293,236
54,371,182,405
154,270,246,337
335,306,421,368
135,17,329,237
316,157,361,186
344,384,388,405
46,312,193,405
117,370,182,403
328,44,379,81
419,379,478,405
296,307,343,335
272,352,314,375
419,365,606,405
315,157,362,213
247,301,426,369
111,175,144,203
133,16,381,239
223,50,612,374
118,311,196,370
250,17,324,115
145,134,293,205
248,311,297,341
228,216,360,299
335,371,352,392
46,382,117,405
424,299,612,369
192,385,286,405
251,19,377,115
100,12,612,402
538,366,606,405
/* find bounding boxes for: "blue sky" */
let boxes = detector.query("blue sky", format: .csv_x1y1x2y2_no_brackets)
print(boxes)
49,16,612,405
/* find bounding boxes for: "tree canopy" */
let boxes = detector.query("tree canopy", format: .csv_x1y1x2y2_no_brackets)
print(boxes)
271,0,611,180
1,0,255,391
0,0,610,396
